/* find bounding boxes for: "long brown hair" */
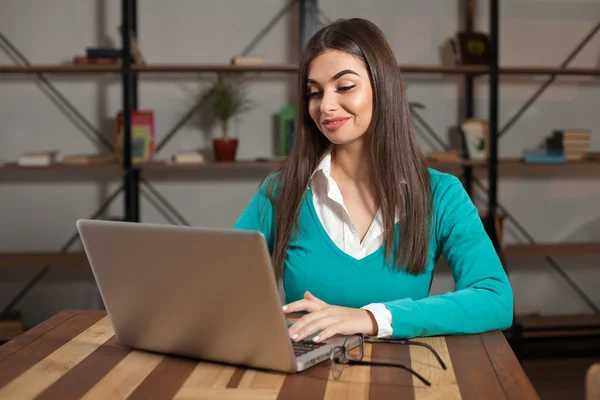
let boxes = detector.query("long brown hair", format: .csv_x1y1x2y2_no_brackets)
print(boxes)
266,18,432,279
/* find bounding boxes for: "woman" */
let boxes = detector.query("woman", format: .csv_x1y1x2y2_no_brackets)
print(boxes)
234,18,513,342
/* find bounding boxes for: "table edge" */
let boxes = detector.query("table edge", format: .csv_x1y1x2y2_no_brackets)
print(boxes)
480,330,540,400
0,310,101,362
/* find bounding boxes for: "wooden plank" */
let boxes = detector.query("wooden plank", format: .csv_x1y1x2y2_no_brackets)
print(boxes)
445,335,507,399
0,252,89,268
516,314,600,330
369,341,415,399
35,336,130,400
1,64,599,76
399,65,488,74
0,65,121,73
135,63,298,73
480,331,540,400
411,337,460,399
172,362,237,399
171,362,285,400
0,310,79,362
504,242,600,258
276,355,331,400
506,314,600,339
79,349,163,399
0,311,105,388
500,66,600,76
0,316,113,399
323,343,372,400
127,356,198,399
141,160,282,171
0,162,120,172
226,368,248,388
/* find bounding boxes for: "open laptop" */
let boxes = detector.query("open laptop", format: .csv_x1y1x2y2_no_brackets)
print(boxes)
76,219,357,373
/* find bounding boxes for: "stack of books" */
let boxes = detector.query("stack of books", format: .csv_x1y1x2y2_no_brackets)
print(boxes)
547,129,591,161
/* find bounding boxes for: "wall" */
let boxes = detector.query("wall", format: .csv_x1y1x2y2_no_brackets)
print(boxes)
0,0,599,328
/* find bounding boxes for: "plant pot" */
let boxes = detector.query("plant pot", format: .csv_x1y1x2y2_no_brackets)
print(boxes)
213,138,238,162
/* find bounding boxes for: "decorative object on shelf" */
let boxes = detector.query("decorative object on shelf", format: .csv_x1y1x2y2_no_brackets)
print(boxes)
279,106,296,156
17,150,59,167
455,31,491,65
118,25,146,64
114,110,155,163
440,38,460,66
203,72,255,162
460,119,488,160
72,47,121,65
171,151,205,164
230,55,264,65
523,128,591,164
428,150,463,163
62,154,114,165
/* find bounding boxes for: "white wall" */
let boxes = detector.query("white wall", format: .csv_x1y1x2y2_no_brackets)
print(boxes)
1,0,599,328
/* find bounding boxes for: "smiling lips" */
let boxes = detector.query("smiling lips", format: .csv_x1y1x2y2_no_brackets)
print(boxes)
321,116,351,131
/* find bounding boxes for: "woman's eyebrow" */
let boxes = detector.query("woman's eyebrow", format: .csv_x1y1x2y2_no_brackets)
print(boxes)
307,69,360,85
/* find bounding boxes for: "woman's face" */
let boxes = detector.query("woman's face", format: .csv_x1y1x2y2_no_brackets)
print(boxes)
306,49,373,146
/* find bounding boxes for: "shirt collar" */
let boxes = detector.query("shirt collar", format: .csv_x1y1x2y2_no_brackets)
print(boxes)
308,150,408,188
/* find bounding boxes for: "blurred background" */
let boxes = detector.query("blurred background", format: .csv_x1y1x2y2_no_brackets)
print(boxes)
0,1,599,398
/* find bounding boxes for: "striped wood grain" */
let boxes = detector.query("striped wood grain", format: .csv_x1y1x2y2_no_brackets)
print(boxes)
0,316,113,399
0,310,537,400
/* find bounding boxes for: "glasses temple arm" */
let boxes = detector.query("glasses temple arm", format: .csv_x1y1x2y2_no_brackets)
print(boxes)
405,341,447,370
347,360,431,387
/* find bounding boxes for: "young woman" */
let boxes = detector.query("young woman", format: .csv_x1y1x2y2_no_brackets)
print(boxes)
234,18,513,342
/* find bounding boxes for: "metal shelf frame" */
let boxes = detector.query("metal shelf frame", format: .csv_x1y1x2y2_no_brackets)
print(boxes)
1,0,599,351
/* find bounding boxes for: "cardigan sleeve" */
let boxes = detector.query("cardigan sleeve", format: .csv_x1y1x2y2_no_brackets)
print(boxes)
232,177,276,254
382,173,513,338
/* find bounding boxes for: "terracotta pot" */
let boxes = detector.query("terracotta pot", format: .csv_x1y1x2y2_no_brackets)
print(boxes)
213,138,238,162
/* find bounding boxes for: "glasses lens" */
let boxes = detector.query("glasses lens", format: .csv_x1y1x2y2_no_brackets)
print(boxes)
330,346,345,379
346,334,364,361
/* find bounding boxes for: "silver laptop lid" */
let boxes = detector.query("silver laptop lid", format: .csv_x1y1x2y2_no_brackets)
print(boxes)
76,219,297,373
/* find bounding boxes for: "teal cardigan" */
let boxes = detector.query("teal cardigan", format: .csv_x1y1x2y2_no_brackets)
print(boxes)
233,168,513,339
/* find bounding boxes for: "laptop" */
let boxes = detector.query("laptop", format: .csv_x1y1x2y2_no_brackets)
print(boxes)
76,219,358,373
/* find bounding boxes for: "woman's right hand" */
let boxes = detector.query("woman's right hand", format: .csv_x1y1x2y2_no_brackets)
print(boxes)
282,291,329,313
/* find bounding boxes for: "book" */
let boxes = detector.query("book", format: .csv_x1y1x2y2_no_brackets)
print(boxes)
114,110,155,163
523,149,564,164
547,129,591,161
279,107,296,156
62,154,113,165
171,151,205,164
17,151,59,167
231,55,264,65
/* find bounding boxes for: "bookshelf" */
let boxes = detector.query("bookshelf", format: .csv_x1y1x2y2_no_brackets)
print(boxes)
2,157,599,177
2,64,600,76
0,0,598,353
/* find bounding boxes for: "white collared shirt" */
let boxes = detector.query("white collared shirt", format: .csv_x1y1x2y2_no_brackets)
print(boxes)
309,152,393,338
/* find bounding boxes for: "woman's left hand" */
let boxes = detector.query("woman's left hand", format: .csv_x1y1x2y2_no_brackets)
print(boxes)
283,291,378,343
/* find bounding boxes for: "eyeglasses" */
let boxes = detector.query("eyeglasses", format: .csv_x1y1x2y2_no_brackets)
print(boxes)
329,334,447,386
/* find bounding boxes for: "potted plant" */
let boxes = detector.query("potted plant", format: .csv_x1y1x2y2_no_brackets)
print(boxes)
204,72,254,162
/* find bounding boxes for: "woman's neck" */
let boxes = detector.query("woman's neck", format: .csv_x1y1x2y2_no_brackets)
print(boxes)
330,142,371,184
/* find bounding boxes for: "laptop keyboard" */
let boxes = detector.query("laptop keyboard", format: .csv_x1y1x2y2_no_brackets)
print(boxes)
292,340,326,357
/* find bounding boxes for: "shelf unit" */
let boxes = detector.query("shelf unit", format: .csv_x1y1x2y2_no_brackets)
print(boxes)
1,0,599,352
1,64,600,76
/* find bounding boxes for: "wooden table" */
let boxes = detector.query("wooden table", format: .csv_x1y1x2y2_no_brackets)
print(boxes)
0,310,539,399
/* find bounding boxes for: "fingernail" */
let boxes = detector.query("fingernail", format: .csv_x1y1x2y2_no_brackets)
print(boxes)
282,305,288,311
291,333,298,340
313,336,320,342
